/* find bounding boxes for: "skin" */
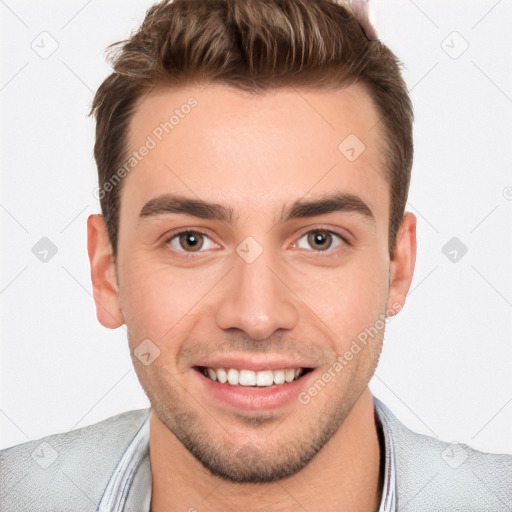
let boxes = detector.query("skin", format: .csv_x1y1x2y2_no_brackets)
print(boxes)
87,82,416,511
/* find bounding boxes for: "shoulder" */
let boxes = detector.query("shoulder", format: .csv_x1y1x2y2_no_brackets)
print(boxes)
374,397,512,511
0,408,150,512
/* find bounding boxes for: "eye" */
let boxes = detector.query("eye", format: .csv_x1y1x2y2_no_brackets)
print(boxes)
167,230,219,253
294,229,346,252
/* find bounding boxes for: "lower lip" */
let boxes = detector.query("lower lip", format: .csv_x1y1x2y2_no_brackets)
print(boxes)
193,368,316,411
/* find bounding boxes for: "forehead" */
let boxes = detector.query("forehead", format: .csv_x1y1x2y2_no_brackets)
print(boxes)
122,82,389,223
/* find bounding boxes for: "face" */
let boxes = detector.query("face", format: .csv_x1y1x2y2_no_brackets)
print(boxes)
88,82,416,483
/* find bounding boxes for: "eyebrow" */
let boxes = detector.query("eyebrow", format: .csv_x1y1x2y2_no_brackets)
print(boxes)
281,192,374,224
138,192,374,224
139,195,234,222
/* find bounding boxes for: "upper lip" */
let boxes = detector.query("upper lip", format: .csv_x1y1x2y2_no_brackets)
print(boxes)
194,355,319,372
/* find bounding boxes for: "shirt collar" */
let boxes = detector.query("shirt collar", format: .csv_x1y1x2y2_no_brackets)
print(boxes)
100,399,397,512
375,397,397,512
96,414,151,512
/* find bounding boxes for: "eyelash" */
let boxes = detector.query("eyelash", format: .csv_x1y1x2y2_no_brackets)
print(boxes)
163,228,351,258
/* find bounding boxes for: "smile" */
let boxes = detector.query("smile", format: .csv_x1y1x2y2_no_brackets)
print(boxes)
193,364,316,411
197,366,312,387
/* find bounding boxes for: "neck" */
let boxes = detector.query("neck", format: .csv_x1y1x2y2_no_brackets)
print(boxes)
149,388,382,512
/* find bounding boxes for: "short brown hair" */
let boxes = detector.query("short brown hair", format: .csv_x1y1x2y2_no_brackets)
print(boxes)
90,0,413,257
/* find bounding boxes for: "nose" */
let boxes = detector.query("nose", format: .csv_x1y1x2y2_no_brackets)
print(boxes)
214,249,299,341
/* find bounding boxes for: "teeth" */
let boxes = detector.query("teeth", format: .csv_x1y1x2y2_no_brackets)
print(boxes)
256,370,274,386
239,369,256,386
273,370,285,385
227,368,239,385
216,368,227,384
202,367,306,387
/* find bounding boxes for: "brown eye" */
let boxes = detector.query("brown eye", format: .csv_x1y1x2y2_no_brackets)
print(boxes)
307,230,333,251
295,229,344,252
167,230,219,254
177,231,204,251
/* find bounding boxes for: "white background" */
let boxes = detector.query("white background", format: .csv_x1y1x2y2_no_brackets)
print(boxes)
1,0,511,454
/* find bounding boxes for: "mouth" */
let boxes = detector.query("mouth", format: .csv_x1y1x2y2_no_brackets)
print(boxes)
192,365,316,411
194,366,314,387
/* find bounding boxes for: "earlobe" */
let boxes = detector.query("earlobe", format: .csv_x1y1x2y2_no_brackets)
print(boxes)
386,212,417,316
87,214,125,329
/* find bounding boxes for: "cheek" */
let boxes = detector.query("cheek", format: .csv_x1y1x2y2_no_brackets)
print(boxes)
292,257,389,341
117,254,221,342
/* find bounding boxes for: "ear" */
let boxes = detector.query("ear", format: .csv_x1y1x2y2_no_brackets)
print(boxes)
87,214,125,329
386,212,417,316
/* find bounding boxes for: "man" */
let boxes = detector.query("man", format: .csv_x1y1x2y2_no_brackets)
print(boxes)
1,0,510,510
